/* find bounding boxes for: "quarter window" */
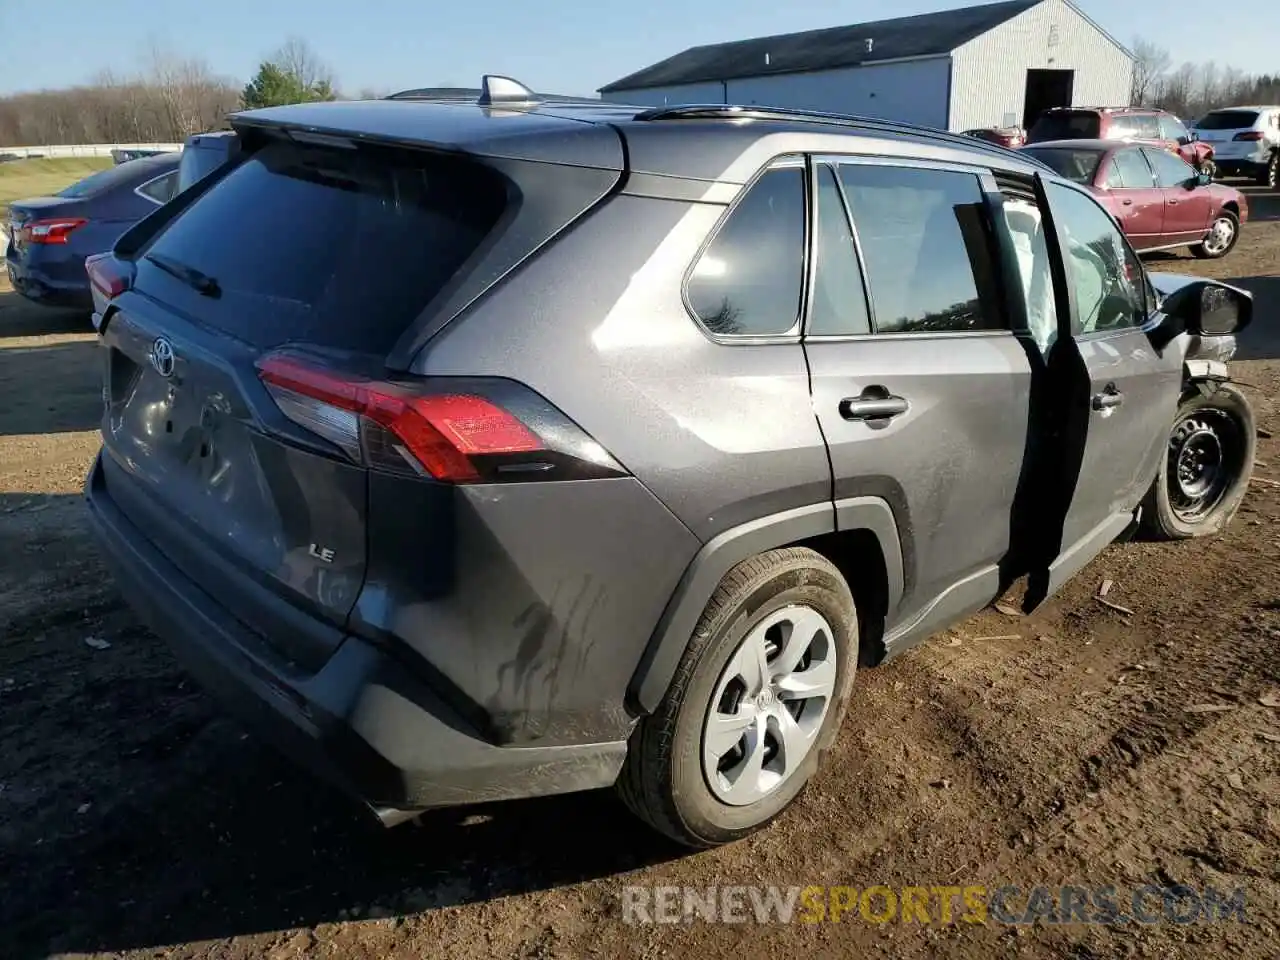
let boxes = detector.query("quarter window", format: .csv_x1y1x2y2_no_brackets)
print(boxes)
687,166,805,337
838,164,1003,334
137,171,178,205
1044,182,1146,335
808,164,871,336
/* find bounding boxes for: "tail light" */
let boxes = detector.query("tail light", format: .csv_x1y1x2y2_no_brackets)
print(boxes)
256,352,626,484
85,254,134,299
1234,131,1265,141
21,217,87,245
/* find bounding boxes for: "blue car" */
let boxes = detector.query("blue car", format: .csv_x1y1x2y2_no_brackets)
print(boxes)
4,153,179,309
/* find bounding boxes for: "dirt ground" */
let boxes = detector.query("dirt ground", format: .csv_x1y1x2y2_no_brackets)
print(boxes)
1,190,1279,960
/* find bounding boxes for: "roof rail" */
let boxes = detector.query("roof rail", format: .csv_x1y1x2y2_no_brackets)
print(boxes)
634,103,1045,168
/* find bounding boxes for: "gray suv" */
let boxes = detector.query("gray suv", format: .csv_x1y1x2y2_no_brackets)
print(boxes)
84,77,1256,848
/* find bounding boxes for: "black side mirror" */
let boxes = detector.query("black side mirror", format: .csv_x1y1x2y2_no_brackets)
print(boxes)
1161,279,1252,335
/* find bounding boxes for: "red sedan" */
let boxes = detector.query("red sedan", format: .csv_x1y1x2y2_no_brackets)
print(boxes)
1020,139,1247,259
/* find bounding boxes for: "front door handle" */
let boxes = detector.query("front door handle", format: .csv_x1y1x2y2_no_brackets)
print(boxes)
1092,386,1125,411
1122,198,1134,206
840,390,909,421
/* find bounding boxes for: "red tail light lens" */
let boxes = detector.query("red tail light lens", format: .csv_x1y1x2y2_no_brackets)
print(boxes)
22,217,87,245
1234,131,1266,141
256,353,588,484
85,254,133,299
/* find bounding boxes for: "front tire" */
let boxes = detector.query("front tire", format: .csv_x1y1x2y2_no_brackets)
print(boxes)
1192,210,1240,259
1139,384,1255,540
617,548,858,848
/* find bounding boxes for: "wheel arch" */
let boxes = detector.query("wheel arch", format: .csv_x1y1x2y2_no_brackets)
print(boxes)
627,498,904,714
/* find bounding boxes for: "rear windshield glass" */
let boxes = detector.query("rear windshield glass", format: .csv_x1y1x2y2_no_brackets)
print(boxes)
1028,112,1100,142
136,141,507,353
58,160,161,198
1195,110,1260,130
1020,148,1103,184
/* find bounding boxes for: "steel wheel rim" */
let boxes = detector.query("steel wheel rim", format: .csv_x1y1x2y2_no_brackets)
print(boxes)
702,605,837,806
1168,410,1238,522
1203,216,1235,254
1270,157,1278,187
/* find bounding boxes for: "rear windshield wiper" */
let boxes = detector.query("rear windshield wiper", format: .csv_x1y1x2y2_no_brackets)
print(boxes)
145,253,221,298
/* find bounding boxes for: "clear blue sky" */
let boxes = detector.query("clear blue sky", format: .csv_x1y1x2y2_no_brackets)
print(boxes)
0,0,1270,97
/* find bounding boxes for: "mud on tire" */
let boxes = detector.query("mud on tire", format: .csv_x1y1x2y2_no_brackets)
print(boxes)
617,548,858,848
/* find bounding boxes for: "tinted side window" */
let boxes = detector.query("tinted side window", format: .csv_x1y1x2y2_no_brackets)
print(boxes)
1112,149,1154,188
1144,148,1196,187
688,166,805,337
809,164,871,336
838,164,1003,334
1045,182,1146,335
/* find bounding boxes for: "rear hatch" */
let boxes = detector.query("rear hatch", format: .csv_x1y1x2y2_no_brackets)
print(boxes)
1194,110,1263,158
1027,110,1101,143
98,137,511,669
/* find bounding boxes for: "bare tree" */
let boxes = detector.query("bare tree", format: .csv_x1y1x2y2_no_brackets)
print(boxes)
272,37,336,93
1130,37,1171,105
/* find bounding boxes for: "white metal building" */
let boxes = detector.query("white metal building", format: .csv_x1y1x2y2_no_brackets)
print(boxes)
599,0,1133,132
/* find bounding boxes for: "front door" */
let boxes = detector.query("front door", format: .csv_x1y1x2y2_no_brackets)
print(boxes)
1035,177,1184,594
1143,147,1214,245
802,157,1034,640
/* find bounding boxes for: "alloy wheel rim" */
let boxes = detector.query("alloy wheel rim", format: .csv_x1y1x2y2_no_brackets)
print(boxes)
702,605,837,806
1204,216,1235,254
1168,411,1235,522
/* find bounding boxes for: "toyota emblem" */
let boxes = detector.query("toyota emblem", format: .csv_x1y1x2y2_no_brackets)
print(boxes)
149,337,175,378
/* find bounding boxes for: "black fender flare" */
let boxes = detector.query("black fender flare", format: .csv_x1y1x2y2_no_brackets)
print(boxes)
627,498,904,715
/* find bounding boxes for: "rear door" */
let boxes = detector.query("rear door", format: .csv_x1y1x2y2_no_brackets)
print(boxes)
1101,147,1165,248
802,156,1034,637
98,139,508,666
1143,147,1213,243
1033,177,1183,593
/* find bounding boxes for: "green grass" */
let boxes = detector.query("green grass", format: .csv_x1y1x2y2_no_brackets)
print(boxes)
0,156,113,209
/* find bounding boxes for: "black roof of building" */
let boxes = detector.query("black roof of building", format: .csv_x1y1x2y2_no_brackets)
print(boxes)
599,0,1041,93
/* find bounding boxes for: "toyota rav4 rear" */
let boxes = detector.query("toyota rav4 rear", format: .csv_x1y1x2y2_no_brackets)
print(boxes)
84,95,703,824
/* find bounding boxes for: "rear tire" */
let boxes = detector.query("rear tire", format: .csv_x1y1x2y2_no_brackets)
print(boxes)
617,548,858,848
1191,211,1239,259
1139,384,1255,541
1258,152,1279,188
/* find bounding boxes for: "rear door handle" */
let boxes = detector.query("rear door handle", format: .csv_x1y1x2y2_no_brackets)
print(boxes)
840,392,909,421
1092,386,1125,411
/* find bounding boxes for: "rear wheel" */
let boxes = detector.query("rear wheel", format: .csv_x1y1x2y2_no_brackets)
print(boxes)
1258,152,1279,188
1191,211,1239,259
1139,384,1255,540
617,548,857,848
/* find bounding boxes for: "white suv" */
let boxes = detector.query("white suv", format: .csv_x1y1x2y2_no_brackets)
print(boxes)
1194,106,1280,186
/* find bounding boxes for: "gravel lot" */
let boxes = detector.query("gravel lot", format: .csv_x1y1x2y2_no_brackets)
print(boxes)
1,187,1278,960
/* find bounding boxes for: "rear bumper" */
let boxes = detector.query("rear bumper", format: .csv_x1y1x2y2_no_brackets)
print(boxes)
6,253,92,308
84,453,627,819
